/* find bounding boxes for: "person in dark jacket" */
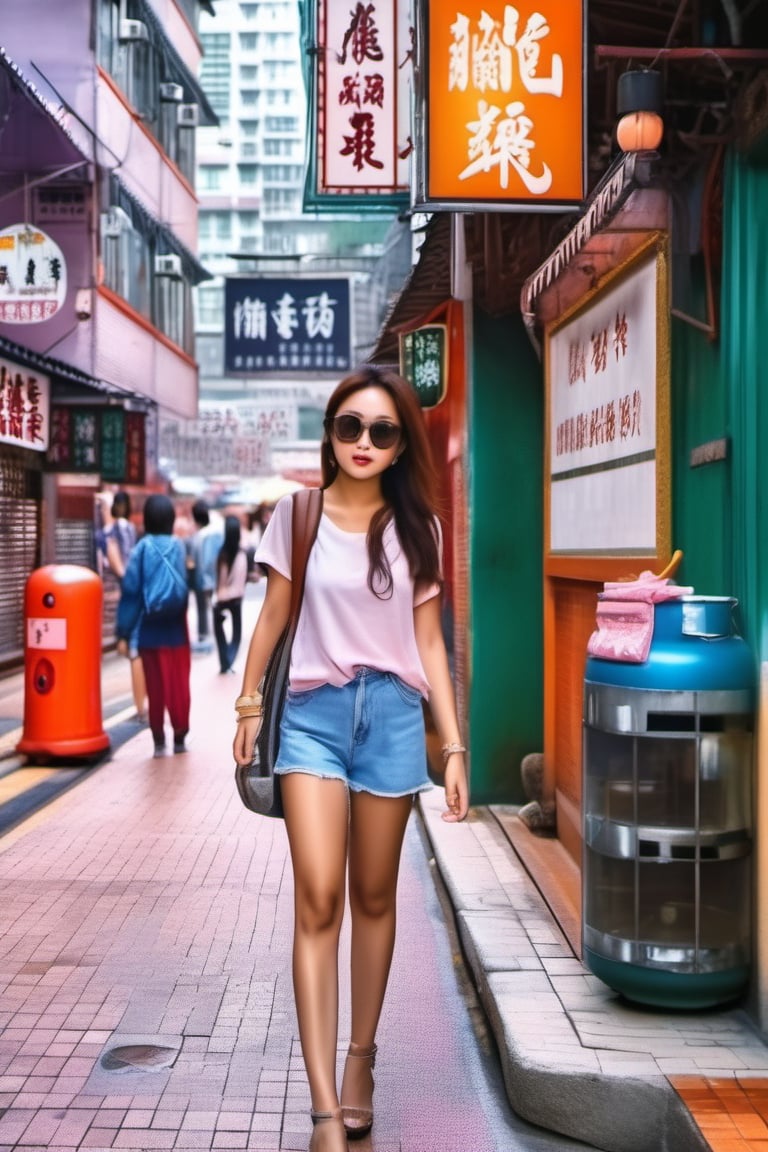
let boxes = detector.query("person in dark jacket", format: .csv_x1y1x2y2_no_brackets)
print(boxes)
117,494,191,757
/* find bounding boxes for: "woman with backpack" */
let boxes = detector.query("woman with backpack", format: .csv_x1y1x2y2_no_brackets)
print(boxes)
104,490,147,723
117,494,191,758
213,515,249,675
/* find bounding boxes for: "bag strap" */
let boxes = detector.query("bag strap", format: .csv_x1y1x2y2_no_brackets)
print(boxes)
288,488,323,628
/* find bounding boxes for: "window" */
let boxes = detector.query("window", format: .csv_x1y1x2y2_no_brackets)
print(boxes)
240,65,258,82
240,120,259,137
196,283,224,327
239,212,260,232
101,207,151,319
263,188,298,213
240,33,257,51
238,165,258,187
200,33,231,121
198,165,229,191
199,212,232,240
241,91,258,107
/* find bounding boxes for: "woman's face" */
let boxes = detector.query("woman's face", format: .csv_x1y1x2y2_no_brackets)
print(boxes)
329,386,403,482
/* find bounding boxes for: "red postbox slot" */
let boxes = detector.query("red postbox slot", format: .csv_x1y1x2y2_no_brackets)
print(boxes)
34,658,54,695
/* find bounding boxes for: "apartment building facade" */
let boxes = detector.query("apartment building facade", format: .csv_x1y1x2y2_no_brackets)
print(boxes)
0,0,214,662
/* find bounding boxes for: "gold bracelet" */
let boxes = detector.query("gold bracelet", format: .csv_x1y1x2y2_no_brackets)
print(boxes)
441,742,466,762
235,706,263,719
235,693,263,711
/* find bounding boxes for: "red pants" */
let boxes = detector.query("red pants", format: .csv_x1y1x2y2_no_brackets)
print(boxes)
140,645,191,741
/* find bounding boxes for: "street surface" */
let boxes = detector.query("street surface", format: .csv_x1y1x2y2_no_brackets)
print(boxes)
0,587,598,1151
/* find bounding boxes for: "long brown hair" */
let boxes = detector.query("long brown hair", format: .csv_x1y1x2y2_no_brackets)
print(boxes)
321,366,441,597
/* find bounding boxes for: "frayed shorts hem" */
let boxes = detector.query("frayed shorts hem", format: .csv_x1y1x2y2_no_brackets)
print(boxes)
275,765,433,799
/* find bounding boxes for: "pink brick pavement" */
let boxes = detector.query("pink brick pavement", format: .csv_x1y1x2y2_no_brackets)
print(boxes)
0,605,501,1151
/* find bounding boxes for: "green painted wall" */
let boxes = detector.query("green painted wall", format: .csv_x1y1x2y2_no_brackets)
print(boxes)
670,281,730,595
468,308,543,804
671,151,767,664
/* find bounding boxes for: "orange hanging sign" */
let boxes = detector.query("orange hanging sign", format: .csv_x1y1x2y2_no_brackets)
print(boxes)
421,1,585,210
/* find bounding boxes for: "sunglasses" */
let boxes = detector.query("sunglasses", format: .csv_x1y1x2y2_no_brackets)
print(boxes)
326,414,401,450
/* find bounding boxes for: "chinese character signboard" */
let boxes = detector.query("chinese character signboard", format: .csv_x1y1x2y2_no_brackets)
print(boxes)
304,0,412,211
47,406,145,483
0,223,67,323
399,325,447,407
0,358,50,451
416,1,585,211
224,278,351,374
546,238,670,560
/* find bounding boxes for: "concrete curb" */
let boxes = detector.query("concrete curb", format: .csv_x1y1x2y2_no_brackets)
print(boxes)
418,789,709,1152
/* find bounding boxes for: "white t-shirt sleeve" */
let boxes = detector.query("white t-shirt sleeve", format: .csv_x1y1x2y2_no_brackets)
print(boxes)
253,495,293,580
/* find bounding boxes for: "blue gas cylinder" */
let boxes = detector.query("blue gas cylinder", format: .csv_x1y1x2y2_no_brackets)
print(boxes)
585,596,754,693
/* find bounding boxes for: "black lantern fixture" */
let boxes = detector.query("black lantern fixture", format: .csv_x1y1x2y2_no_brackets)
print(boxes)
616,69,664,152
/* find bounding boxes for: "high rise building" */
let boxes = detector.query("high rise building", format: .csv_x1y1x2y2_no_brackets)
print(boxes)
170,0,409,496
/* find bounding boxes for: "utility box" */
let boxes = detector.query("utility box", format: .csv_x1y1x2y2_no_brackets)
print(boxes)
17,565,110,760
582,596,754,1008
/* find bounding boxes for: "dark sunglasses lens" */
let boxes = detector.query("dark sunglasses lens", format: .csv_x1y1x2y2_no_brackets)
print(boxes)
333,415,362,441
370,422,400,449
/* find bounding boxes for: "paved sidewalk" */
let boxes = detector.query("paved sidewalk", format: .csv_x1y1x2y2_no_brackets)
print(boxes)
3,608,768,1150
0,642,555,1152
420,789,768,1152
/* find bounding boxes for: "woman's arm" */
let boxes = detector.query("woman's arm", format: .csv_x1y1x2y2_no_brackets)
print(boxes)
414,594,469,822
232,567,291,765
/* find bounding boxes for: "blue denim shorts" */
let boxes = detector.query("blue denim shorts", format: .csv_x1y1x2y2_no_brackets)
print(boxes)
275,668,433,798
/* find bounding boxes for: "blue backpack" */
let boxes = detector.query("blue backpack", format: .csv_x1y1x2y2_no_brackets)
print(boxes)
140,537,188,621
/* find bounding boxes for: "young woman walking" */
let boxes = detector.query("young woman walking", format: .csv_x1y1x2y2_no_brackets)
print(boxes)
233,366,469,1152
213,514,249,674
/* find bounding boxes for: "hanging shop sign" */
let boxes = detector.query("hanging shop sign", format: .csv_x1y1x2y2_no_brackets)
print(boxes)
224,277,351,375
0,357,50,451
546,236,670,563
415,0,585,212
304,0,412,211
47,407,146,483
399,324,448,407
0,224,68,323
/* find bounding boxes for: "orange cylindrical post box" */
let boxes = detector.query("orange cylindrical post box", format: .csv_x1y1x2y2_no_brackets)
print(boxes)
17,564,110,759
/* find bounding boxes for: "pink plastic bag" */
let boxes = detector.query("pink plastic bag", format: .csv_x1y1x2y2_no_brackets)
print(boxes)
586,599,655,663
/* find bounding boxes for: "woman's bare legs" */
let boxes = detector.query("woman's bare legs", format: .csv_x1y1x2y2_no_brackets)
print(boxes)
281,772,350,1116
341,792,413,1122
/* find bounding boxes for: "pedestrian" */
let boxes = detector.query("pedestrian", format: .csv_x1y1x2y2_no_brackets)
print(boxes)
213,515,249,675
104,491,147,722
233,366,469,1152
116,493,191,758
187,499,223,650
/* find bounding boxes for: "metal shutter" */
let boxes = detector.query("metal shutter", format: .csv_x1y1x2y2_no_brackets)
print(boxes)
0,451,41,662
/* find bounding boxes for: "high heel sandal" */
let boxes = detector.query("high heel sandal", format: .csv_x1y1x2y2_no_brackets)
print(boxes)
309,1107,347,1152
340,1042,377,1140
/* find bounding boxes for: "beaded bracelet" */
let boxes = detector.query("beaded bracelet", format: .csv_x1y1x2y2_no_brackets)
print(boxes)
441,742,466,762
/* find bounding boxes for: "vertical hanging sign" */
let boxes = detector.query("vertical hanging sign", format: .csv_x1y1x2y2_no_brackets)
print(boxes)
416,1,585,211
306,0,412,210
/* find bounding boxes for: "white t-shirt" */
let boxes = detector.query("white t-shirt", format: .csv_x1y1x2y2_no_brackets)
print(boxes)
255,496,441,697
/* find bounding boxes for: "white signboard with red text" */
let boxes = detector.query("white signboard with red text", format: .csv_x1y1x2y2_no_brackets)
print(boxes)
0,357,50,452
547,247,667,556
308,0,411,207
0,223,67,323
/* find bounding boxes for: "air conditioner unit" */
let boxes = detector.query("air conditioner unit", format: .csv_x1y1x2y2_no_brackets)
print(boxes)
160,82,184,103
155,253,183,277
105,205,131,237
119,18,149,42
177,103,199,127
